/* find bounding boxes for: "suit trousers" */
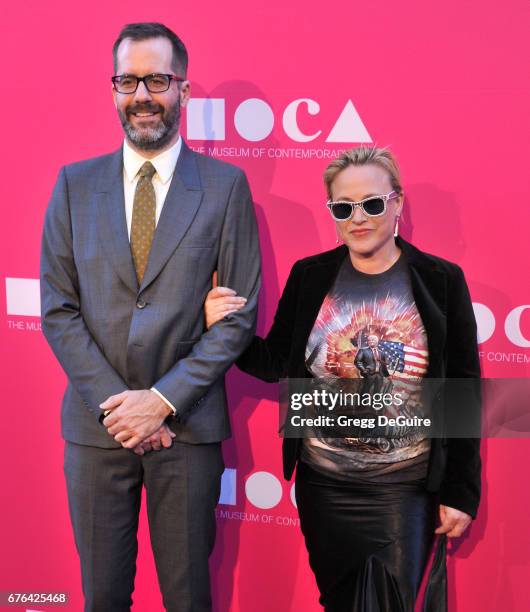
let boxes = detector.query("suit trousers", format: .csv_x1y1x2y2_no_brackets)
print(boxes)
64,439,224,612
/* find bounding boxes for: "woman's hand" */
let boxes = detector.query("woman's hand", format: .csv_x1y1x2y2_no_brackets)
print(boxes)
435,504,472,537
205,272,247,329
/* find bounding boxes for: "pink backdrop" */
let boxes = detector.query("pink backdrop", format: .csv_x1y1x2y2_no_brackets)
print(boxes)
1,1,529,610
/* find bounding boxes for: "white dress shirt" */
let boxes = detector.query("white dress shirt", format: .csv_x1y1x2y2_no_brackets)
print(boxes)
122,137,182,417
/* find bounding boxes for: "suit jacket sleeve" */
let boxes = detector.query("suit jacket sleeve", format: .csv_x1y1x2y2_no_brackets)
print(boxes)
439,264,482,518
236,260,303,382
40,167,128,420
153,169,261,413
354,350,367,375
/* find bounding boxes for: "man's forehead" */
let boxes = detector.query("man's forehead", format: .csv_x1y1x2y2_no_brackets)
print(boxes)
116,37,173,70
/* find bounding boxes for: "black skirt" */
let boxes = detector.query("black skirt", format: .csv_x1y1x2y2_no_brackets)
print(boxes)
295,461,439,612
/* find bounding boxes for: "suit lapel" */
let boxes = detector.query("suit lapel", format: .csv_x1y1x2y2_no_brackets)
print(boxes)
397,237,447,377
293,246,348,372
139,141,204,292
299,248,348,319
95,148,138,294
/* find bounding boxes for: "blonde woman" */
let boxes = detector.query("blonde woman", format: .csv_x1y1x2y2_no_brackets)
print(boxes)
205,147,481,611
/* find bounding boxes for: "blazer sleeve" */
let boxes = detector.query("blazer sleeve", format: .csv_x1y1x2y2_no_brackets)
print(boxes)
438,264,482,518
40,167,128,420
153,169,261,414
236,260,304,382
354,350,367,375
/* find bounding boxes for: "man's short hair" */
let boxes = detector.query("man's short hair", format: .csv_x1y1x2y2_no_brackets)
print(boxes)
113,22,188,77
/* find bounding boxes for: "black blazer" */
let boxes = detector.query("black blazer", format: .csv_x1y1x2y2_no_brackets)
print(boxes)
238,236,481,518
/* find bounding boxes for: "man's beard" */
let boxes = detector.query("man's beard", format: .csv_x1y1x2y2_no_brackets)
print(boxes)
118,99,181,151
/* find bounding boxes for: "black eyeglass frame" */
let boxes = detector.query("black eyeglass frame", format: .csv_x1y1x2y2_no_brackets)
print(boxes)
111,73,185,94
326,191,399,221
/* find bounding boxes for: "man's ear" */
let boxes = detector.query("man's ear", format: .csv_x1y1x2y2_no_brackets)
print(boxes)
179,80,191,108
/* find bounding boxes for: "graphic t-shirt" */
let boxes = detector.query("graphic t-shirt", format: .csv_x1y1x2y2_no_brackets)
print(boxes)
302,253,431,482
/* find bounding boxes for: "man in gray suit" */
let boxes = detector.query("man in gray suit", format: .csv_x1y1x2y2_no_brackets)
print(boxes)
40,22,260,612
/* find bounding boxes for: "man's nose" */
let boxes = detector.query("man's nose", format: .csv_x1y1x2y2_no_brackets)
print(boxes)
133,80,153,103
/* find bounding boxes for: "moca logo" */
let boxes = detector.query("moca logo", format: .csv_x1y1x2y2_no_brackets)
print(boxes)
185,98,372,143
219,468,297,510
473,303,530,347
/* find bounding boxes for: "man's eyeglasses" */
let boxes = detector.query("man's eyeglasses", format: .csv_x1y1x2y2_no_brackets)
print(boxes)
111,73,185,94
326,191,399,221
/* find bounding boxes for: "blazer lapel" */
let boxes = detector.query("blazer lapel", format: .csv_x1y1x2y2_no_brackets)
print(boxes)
298,246,348,324
95,148,138,294
397,237,447,378
293,246,349,374
139,141,204,292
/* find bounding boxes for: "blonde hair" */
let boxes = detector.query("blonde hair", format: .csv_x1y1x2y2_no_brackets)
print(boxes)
323,146,403,199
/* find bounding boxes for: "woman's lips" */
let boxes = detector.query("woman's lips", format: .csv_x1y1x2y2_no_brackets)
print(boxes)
350,229,372,236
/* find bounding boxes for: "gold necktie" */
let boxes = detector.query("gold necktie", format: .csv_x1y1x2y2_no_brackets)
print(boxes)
131,161,156,283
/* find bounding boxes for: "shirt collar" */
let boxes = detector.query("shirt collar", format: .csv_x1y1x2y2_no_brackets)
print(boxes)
123,135,182,185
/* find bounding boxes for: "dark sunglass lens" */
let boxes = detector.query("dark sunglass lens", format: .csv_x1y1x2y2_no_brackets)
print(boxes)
331,203,353,220
363,197,385,215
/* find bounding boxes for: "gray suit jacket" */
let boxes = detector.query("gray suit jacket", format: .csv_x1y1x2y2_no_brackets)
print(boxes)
40,141,261,448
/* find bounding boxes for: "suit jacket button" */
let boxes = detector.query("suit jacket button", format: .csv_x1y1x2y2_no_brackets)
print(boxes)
136,299,147,309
